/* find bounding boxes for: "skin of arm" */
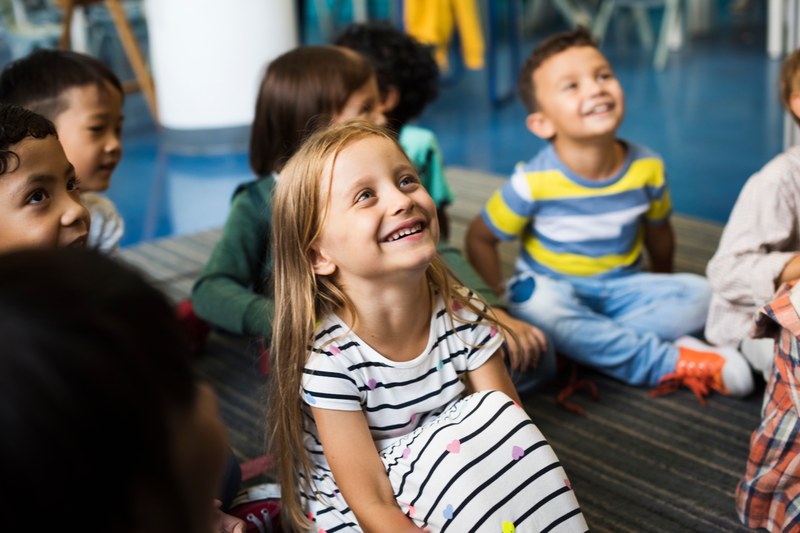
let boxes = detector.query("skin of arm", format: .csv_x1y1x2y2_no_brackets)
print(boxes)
491,307,546,371
643,220,674,273
311,408,424,533
779,254,800,284
461,218,545,370
466,351,523,404
465,215,505,296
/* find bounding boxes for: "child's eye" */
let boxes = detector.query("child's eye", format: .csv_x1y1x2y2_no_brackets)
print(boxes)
598,72,614,81
67,178,81,193
27,189,49,205
562,82,577,91
356,190,374,203
399,175,420,188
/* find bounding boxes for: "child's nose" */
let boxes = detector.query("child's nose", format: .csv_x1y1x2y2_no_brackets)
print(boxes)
105,131,122,154
62,196,90,229
372,108,387,127
389,188,414,214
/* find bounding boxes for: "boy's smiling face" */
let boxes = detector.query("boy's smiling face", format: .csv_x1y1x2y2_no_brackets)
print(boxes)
53,81,123,193
526,46,624,143
0,135,89,252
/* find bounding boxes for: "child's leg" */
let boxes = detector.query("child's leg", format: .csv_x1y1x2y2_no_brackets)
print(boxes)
382,390,587,532
505,271,679,386
596,272,711,341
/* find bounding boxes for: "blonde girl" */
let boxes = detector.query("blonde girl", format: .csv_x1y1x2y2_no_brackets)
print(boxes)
269,121,587,532
191,45,385,339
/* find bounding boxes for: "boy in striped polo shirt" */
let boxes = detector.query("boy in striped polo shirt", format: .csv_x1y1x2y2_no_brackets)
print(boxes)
466,27,753,403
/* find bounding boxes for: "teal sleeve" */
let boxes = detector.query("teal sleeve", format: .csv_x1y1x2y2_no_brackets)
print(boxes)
422,136,454,208
436,242,502,308
191,184,274,337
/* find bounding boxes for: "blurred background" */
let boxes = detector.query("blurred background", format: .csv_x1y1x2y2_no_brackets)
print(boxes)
0,0,788,247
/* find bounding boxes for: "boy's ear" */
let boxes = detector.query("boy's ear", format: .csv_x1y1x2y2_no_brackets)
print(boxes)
790,92,800,122
309,246,336,276
380,85,401,114
525,111,555,140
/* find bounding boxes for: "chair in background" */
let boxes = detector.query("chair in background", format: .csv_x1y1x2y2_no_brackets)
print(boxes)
0,0,61,59
591,0,683,70
56,0,157,124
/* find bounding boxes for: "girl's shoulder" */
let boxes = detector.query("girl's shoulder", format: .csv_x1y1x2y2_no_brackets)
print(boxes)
432,287,495,337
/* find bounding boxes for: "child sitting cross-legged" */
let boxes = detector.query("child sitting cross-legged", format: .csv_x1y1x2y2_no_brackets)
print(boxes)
706,47,800,381
0,103,89,252
465,27,754,403
268,120,587,532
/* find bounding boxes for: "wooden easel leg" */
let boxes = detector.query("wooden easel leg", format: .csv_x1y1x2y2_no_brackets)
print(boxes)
104,0,158,125
59,0,75,49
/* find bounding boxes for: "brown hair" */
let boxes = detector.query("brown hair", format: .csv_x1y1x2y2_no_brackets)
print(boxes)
518,26,598,113
0,49,123,121
268,120,509,530
780,48,800,126
248,46,375,176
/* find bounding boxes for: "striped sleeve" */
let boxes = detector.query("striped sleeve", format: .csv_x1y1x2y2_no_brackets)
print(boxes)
482,168,534,240
640,157,672,223
301,347,364,411
446,293,505,371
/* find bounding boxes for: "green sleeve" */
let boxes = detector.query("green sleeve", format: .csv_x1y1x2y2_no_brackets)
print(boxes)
191,180,274,338
436,242,502,308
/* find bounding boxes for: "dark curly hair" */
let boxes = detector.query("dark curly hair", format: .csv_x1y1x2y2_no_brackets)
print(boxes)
335,21,439,130
0,103,57,175
518,26,598,113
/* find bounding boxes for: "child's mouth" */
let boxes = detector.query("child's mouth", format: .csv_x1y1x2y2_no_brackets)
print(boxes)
384,223,423,242
584,103,614,116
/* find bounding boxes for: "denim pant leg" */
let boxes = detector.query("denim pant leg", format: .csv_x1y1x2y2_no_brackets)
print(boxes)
506,271,679,387
597,272,711,341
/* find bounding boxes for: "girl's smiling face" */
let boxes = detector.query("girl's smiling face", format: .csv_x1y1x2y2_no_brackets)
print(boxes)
310,135,438,285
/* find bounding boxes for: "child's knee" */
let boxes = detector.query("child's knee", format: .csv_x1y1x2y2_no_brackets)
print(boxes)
505,272,572,325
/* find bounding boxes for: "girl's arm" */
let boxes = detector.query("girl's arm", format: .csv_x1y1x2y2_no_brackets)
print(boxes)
191,182,274,337
466,350,522,404
311,407,424,533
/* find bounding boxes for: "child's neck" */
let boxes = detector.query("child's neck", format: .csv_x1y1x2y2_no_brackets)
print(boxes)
341,277,432,362
552,136,625,181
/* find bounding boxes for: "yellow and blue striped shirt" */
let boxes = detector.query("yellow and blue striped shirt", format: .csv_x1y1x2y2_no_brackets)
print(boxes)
482,142,671,278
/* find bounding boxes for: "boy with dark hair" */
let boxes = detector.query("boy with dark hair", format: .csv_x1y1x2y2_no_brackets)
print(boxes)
0,103,89,251
706,48,800,380
466,27,754,403
0,49,124,252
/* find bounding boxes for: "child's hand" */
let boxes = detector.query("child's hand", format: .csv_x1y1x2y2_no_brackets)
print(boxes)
214,499,246,533
492,307,547,371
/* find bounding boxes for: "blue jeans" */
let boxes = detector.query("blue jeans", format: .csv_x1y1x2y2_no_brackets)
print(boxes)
505,271,711,387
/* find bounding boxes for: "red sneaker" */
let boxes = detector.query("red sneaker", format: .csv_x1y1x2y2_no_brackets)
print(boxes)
228,483,283,533
175,298,210,354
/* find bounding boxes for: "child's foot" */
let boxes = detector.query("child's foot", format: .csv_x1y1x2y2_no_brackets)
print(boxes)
650,336,754,405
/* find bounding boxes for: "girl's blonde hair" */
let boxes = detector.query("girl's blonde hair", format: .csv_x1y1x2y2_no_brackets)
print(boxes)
268,120,508,530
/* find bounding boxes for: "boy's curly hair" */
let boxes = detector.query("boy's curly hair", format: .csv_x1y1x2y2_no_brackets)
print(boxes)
0,104,57,175
518,26,598,113
335,21,439,129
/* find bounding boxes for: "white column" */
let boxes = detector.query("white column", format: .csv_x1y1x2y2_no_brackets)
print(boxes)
143,0,298,131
